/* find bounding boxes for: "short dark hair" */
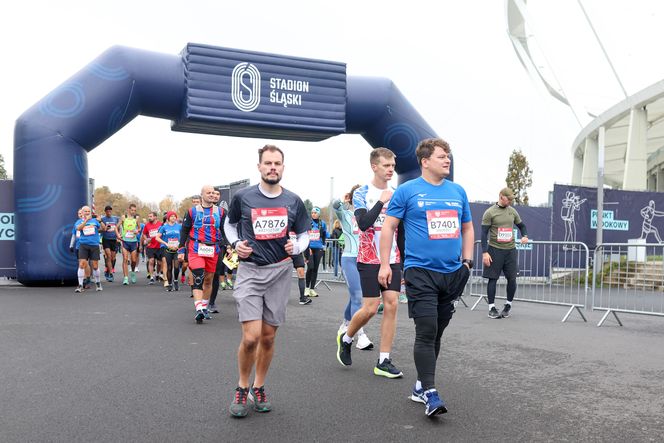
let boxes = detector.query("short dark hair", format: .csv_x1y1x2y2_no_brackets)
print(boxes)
415,138,451,166
258,144,284,162
104,205,112,211
128,203,137,209
369,147,395,165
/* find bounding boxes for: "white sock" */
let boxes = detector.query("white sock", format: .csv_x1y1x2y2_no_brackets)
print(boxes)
202,300,209,310
379,352,390,364
77,268,85,285
93,269,101,283
194,300,203,311
489,303,495,309
415,380,422,390
506,301,512,305
342,333,353,344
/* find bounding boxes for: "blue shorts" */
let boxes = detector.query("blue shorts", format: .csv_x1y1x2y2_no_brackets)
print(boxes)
123,241,139,253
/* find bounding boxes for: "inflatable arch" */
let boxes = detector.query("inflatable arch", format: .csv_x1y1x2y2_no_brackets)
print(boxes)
14,43,443,285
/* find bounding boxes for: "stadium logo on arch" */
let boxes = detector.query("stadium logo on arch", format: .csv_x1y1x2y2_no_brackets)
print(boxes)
231,63,261,112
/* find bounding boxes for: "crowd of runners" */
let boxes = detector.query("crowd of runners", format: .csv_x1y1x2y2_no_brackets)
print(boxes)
68,138,528,419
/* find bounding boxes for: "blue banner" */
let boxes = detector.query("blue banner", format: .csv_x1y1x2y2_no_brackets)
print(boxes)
0,180,16,278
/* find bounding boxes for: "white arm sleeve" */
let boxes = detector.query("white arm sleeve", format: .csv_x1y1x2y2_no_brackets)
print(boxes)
292,231,310,255
224,217,240,245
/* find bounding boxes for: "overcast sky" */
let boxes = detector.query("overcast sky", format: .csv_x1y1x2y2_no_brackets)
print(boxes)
3,1,664,207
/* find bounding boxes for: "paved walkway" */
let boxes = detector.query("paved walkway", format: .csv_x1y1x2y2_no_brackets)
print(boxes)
1,277,662,442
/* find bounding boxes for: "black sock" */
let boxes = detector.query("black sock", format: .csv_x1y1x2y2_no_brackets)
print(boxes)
298,278,305,299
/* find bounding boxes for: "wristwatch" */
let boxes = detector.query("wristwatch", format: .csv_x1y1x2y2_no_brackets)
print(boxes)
462,259,473,269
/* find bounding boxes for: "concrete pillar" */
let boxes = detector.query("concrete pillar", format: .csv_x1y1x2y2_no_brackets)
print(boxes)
648,173,657,191
623,107,648,190
657,168,664,192
581,136,598,186
572,149,583,184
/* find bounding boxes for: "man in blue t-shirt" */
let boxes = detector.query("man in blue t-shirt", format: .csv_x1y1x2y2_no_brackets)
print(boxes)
378,138,474,418
101,205,120,282
74,205,106,293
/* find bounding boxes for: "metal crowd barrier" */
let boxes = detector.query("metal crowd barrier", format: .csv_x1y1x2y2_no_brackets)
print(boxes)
292,239,346,291
466,240,589,323
593,243,664,327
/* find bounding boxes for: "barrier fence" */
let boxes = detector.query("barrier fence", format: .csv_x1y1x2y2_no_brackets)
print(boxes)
466,240,589,323
593,243,664,326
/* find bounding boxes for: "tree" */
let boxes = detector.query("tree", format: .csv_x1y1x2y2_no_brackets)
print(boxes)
0,154,7,179
303,199,314,214
505,149,533,206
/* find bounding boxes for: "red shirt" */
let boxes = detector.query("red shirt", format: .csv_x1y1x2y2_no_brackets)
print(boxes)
143,221,163,249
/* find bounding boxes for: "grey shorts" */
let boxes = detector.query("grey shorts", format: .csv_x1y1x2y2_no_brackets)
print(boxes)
233,259,293,327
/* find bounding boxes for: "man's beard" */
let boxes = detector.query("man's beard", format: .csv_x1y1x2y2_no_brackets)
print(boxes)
262,174,281,185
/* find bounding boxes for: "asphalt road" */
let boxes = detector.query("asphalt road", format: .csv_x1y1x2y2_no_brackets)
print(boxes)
1,276,663,442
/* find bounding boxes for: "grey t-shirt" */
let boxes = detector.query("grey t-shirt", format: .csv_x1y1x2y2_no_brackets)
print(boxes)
227,184,309,266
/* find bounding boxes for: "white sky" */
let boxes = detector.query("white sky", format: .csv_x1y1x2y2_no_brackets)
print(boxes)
3,0,664,207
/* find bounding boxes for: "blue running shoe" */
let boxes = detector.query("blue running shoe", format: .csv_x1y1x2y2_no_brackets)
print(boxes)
203,309,211,320
424,389,448,416
195,310,205,324
410,385,426,404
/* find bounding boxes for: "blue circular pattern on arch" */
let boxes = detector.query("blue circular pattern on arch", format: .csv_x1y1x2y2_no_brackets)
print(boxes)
86,62,129,81
47,223,77,270
39,82,86,118
383,123,419,152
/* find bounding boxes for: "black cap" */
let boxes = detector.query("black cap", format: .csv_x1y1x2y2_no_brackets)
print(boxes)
104,205,113,211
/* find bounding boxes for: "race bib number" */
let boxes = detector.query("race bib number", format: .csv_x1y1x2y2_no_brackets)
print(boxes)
426,210,459,239
167,238,179,248
106,224,115,232
149,229,159,239
288,231,297,242
76,230,81,238
351,216,359,235
497,227,514,243
83,225,96,236
125,231,135,239
252,207,288,240
198,244,214,257
309,229,320,241
373,208,387,231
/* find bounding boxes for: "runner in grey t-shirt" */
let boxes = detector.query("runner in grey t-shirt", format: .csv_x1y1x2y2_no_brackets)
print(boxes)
224,144,310,418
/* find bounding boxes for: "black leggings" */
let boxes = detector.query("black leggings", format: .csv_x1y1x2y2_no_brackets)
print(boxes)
164,252,180,285
487,278,517,304
413,315,452,391
305,248,324,289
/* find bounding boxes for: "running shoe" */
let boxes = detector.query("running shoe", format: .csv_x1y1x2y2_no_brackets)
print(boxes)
148,278,155,285
163,280,169,288
227,280,234,289
221,281,227,290
173,281,179,291
209,304,219,313
424,389,448,416
336,331,352,366
249,385,272,412
399,293,408,304
74,285,84,293
308,289,319,297
304,288,311,297
338,321,348,335
83,278,91,290
166,285,173,292
356,333,374,350
501,304,512,318
488,307,501,319
95,282,103,292
195,310,205,324
105,273,112,282
377,303,384,314
229,387,250,418
410,385,427,404
373,358,403,378
122,277,129,285
130,272,137,284
299,297,312,305
203,309,211,320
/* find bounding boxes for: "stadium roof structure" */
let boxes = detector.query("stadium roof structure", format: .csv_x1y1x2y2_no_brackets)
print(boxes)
507,0,664,192
569,80,664,191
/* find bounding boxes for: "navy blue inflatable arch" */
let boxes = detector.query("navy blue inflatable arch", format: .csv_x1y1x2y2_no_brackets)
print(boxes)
14,43,442,285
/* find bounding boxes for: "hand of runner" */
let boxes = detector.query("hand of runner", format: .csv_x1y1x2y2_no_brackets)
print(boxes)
378,263,392,287
520,235,529,244
236,240,253,259
284,239,294,255
379,189,393,203
482,252,492,267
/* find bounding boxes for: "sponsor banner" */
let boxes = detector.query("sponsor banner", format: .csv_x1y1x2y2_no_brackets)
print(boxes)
175,44,346,141
552,184,664,250
0,180,16,278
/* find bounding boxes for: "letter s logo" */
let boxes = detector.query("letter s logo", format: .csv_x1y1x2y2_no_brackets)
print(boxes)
231,63,261,112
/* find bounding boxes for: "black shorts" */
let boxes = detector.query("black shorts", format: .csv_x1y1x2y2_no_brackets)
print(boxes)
102,238,117,251
292,253,305,269
146,247,162,260
357,262,401,297
404,265,470,318
482,246,518,280
78,244,100,261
